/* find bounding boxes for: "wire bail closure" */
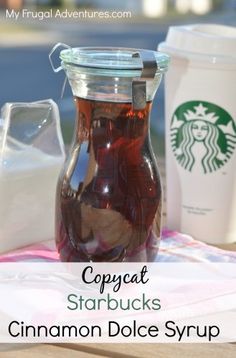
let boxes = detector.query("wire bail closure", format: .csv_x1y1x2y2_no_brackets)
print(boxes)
49,43,71,98
49,42,71,73
132,51,157,110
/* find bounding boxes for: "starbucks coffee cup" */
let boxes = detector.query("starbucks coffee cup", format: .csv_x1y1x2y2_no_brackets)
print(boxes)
158,24,236,244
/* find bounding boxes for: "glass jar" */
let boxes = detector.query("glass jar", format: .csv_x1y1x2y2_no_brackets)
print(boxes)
50,45,169,262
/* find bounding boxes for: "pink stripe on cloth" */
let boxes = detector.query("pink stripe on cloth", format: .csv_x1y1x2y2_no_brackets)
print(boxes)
0,230,235,263
158,229,236,263
0,241,59,262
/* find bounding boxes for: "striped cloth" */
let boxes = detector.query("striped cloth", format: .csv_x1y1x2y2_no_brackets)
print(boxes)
0,229,235,263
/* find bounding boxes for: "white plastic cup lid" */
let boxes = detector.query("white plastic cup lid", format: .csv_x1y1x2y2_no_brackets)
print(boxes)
159,24,236,63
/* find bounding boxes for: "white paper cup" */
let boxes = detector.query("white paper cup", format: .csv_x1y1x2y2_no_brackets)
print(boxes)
159,24,236,244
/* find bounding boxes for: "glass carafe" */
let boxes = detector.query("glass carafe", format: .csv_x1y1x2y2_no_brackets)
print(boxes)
50,45,169,262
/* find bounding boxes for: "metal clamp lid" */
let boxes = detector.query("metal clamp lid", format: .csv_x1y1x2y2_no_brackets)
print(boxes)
132,50,158,110
49,44,159,105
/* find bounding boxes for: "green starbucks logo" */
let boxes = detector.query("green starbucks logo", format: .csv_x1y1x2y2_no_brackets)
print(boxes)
171,101,236,173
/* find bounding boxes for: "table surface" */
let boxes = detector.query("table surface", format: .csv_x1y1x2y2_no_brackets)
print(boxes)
1,158,236,357
1,342,236,357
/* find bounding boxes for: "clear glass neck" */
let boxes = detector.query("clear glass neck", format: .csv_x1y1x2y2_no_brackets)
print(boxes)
63,65,163,103
56,46,169,104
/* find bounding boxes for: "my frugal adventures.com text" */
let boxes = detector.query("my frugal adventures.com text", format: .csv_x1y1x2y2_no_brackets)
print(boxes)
5,9,132,21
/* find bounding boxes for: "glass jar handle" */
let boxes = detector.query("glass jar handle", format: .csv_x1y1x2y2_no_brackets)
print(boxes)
49,43,71,73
